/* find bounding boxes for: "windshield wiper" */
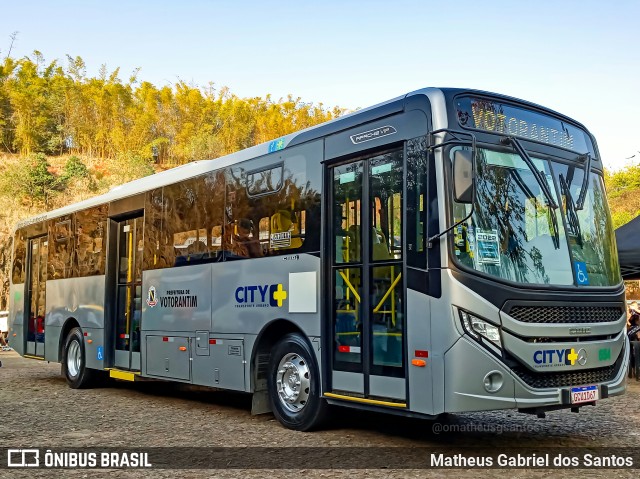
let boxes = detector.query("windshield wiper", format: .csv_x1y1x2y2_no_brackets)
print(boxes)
501,137,558,209
576,153,592,210
510,169,560,249
559,173,583,245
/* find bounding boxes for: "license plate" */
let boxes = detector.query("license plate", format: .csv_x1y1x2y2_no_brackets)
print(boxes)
570,385,599,404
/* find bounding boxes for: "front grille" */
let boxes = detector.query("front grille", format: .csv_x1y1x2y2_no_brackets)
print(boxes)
507,305,623,324
511,350,624,389
521,335,614,344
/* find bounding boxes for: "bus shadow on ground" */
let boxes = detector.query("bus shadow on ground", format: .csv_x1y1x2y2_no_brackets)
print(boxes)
98,376,574,446
324,406,613,447
33,360,610,447
107,377,254,410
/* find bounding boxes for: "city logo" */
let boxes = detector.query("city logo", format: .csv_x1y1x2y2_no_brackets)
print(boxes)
147,287,198,308
235,284,287,308
457,110,470,126
159,289,198,308
533,348,587,368
146,286,158,307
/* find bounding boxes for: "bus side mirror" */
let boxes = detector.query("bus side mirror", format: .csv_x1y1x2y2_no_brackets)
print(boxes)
453,150,474,204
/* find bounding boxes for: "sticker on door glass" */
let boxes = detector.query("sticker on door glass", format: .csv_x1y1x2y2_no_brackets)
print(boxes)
372,163,392,175
476,229,500,266
339,171,356,184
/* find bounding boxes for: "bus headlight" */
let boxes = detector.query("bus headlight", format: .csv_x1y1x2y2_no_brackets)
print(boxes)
459,310,502,349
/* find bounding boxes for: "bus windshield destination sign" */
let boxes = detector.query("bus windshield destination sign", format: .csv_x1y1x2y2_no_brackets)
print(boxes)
455,96,593,154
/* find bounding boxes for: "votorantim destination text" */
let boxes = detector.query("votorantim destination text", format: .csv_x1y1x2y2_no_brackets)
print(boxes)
159,290,197,308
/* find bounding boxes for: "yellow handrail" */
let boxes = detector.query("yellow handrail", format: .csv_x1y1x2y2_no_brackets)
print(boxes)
373,272,401,314
338,270,361,303
124,224,133,345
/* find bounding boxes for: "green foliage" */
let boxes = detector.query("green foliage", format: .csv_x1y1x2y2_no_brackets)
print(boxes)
62,155,88,180
611,210,635,229
0,51,343,164
27,153,61,206
0,48,345,312
0,153,59,206
107,152,155,184
604,164,640,229
0,158,28,199
605,164,640,196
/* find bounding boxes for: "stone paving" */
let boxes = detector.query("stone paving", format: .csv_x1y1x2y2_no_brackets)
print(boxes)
1,350,638,478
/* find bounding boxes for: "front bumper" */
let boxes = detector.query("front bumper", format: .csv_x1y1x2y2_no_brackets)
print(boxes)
443,335,628,413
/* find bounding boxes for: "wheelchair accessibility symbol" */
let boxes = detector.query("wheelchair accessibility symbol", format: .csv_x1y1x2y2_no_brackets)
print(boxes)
97,346,104,361
574,261,590,285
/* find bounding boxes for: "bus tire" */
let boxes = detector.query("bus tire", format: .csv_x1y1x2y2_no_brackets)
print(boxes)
62,327,95,389
268,333,328,431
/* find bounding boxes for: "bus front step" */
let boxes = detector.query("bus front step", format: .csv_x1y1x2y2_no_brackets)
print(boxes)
106,368,140,382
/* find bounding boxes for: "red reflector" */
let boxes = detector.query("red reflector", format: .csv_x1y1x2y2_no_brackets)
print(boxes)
84,332,88,336
163,337,169,342
338,345,350,353
415,350,428,358
209,339,216,344
119,334,126,339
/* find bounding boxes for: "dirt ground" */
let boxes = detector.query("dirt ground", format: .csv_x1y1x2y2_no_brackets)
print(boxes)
1,349,639,478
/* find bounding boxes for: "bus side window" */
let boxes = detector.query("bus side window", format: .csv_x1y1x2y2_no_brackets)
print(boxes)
48,217,73,279
74,205,107,277
144,188,166,270
12,230,27,284
145,170,225,269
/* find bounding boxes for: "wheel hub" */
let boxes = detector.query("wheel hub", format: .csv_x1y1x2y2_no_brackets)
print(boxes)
67,339,81,378
276,353,311,412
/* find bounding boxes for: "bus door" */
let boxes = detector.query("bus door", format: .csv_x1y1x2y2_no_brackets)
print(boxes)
328,148,407,404
112,215,143,370
26,236,48,358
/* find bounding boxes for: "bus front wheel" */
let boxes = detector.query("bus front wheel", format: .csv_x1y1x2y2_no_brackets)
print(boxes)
268,333,327,431
62,327,95,389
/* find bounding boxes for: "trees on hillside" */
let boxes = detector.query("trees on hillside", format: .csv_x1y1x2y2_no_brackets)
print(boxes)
605,164,640,229
0,52,343,164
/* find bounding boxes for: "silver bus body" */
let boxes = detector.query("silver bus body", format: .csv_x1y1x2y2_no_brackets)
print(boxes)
8,87,626,429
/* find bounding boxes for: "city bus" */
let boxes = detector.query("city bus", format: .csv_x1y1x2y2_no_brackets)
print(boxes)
8,88,626,431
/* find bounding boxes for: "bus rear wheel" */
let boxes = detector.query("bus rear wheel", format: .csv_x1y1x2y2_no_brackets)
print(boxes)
62,327,95,389
268,333,327,431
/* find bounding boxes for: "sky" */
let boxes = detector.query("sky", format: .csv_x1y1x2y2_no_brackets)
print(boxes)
2,0,639,170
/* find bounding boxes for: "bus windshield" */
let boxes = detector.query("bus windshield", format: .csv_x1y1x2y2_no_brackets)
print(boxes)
451,147,621,287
